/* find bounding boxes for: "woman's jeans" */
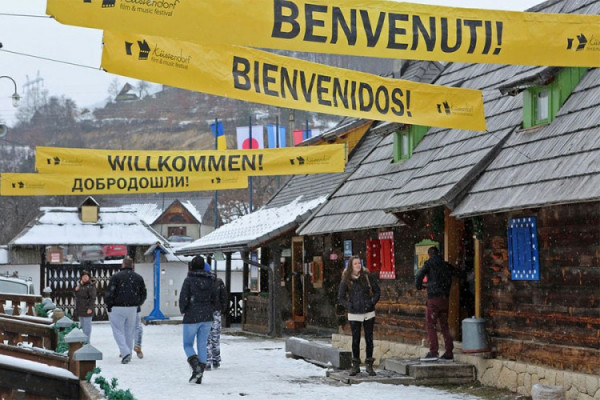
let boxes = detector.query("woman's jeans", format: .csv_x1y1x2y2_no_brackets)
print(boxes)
349,317,375,359
183,321,213,363
79,316,92,343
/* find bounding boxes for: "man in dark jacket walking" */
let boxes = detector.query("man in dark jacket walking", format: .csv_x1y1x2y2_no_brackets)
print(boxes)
206,258,227,371
105,256,147,364
415,247,460,361
179,255,216,384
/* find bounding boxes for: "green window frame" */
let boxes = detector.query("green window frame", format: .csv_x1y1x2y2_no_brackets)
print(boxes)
523,67,587,129
393,125,429,162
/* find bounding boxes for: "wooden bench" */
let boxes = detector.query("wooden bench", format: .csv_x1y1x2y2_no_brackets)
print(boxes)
285,337,352,369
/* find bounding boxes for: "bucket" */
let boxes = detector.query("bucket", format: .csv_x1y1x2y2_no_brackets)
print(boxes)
461,317,490,353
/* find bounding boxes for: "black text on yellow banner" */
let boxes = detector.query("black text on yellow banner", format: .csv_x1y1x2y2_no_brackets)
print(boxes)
101,31,485,131
47,0,600,67
0,173,247,196
34,145,347,176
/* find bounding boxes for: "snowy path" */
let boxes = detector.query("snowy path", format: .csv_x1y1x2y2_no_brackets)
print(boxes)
91,322,482,399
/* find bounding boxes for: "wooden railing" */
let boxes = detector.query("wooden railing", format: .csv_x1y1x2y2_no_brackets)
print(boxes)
0,313,101,399
0,315,57,350
0,293,42,316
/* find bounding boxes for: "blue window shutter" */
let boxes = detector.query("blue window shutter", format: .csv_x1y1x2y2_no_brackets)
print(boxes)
508,217,540,281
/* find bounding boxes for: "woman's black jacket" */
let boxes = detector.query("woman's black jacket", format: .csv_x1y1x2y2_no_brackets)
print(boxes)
179,270,217,324
338,270,381,314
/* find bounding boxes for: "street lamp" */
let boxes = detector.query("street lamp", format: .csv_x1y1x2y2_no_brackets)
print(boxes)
0,75,20,107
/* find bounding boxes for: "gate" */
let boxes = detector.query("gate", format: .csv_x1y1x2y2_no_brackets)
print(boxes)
45,263,121,321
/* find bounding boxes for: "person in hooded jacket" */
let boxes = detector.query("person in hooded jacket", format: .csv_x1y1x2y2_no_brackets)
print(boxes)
179,255,217,384
338,256,381,376
74,270,96,342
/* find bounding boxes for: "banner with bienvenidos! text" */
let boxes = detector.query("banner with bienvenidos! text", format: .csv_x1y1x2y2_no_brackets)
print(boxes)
47,0,600,67
101,31,486,131
34,145,347,176
0,173,247,196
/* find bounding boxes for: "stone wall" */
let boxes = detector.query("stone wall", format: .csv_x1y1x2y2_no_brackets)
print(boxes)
332,334,600,400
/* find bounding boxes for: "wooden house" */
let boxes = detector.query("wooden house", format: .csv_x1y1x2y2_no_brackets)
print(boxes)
100,195,217,240
297,1,599,397
174,60,443,334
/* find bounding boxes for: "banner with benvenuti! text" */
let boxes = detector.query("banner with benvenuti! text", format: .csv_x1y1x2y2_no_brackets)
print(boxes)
47,0,600,67
0,173,247,196
34,145,347,176
101,31,486,131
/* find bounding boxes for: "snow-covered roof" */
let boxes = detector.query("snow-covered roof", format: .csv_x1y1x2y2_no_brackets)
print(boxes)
9,207,166,246
181,200,204,224
175,196,326,254
121,203,163,225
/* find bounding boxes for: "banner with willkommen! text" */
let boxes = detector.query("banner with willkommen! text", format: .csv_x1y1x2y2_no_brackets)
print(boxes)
34,145,347,176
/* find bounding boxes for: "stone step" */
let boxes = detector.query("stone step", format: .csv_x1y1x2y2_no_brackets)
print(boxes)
383,358,475,380
285,337,351,369
326,369,417,385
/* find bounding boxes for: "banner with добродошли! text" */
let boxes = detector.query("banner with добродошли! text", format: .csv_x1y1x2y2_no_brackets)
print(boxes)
34,145,347,176
100,31,486,131
0,172,247,196
46,0,600,67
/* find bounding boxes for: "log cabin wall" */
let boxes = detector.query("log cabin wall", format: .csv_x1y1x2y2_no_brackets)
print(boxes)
480,202,600,375
311,209,443,345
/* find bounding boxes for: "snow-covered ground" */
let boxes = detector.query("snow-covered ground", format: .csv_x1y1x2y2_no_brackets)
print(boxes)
90,322,484,400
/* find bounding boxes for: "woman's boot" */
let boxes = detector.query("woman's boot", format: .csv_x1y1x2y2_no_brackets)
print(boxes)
365,358,377,376
187,355,205,384
349,358,361,376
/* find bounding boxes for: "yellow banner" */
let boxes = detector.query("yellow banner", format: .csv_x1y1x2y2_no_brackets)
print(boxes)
47,0,600,67
0,173,247,196
34,145,347,176
101,31,485,131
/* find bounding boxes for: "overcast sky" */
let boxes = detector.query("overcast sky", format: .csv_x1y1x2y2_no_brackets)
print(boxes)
0,0,543,127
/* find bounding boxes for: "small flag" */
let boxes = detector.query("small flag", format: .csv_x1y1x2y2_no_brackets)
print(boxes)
210,121,227,150
236,125,264,149
293,130,304,146
266,124,286,148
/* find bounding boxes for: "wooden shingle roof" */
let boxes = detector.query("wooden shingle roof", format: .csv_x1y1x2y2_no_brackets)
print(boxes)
301,0,600,233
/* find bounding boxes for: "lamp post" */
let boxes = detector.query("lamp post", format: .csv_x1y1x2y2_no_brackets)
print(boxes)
0,75,20,138
0,75,20,107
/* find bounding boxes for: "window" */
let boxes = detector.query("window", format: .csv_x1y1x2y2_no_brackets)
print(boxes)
507,217,540,281
393,125,429,162
535,89,549,122
523,67,587,129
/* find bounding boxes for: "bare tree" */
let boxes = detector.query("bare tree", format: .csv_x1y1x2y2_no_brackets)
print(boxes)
107,77,121,101
137,81,151,98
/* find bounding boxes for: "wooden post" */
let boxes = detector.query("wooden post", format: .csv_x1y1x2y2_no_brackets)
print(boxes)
474,238,482,319
444,208,464,339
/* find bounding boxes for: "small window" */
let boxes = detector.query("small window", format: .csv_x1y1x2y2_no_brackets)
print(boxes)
401,133,410,158
535,89,549,122
393,125,429,162
507,217,540,281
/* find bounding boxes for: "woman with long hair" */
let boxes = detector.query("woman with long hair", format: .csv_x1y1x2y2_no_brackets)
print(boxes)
338,255,380,376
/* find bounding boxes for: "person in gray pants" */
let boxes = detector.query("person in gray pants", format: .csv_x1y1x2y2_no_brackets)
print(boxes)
105,256,147,364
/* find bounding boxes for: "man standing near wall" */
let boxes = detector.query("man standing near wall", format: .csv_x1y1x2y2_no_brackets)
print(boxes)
415,247,460,361
105,256,147,364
